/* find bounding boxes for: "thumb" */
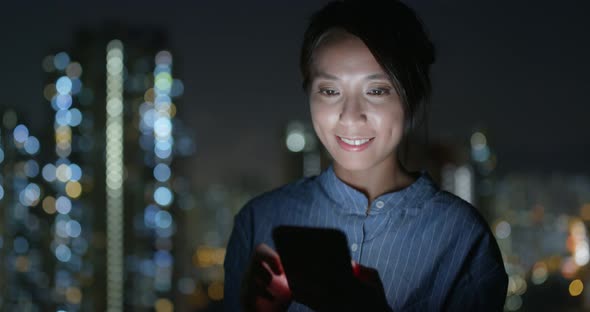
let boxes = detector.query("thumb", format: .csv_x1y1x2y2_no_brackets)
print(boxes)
352,261,382,286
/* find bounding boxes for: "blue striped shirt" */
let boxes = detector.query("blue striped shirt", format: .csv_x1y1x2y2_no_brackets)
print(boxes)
224,166,508,311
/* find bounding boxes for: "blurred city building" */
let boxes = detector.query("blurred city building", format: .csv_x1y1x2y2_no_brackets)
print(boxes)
0,26,197,311
1,25,589,312
490,173,590,311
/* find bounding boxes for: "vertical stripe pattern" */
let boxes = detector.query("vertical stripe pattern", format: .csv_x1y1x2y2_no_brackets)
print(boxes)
224,166,508,311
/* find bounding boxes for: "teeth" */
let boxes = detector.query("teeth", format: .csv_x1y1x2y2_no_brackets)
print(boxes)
340,137,371,146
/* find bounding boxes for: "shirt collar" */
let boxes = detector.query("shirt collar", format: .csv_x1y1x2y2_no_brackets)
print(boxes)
317,165,438,216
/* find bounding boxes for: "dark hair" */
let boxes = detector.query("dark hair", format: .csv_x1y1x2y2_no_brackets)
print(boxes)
300,0,435,135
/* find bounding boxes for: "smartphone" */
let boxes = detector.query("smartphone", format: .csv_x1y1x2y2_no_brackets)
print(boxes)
272,225,355,304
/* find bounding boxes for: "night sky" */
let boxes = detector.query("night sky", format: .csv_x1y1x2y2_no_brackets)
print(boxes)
1,0,589,189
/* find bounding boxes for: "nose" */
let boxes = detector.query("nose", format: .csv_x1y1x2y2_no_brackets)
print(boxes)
339,96,367,126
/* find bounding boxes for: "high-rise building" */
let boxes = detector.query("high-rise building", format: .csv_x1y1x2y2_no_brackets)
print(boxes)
0,113,54,311
1,25,196,311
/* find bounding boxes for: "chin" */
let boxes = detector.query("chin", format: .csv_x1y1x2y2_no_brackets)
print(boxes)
332,156,376,172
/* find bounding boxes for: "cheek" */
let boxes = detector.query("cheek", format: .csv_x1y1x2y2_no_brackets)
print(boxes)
373,106,405,137
310,102,334,131
310,103,326,140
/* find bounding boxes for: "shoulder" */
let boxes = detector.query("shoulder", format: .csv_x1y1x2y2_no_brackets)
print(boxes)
427,190,489,227
235,175,320,221
422,190,493,239
421,190,505,267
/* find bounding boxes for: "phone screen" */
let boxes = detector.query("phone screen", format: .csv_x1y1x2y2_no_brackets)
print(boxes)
272,226,355,302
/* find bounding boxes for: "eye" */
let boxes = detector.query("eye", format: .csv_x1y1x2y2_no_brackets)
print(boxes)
367,88,391,96
319,88,340,96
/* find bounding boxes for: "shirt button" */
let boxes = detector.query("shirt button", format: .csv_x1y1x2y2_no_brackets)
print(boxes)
375,200,385,209
351,243,358,252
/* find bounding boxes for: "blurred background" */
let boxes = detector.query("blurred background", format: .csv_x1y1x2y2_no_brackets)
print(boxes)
0,0,589,311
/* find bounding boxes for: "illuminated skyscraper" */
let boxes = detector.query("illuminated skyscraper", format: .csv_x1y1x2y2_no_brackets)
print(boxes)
0,112,54,310
0,26,195,311
64,27,192,311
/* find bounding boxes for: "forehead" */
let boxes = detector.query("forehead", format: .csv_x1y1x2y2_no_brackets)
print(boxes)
311,31,385,77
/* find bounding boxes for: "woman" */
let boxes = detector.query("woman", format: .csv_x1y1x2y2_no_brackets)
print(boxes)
225,1,508,311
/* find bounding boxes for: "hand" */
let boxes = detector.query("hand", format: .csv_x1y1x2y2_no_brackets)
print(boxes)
241,244,293,312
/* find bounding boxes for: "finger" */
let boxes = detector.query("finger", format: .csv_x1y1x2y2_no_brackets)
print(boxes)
242,282,274,311
352,260,361,278
255,243,284,275
252,260,273,285
354,263,381,284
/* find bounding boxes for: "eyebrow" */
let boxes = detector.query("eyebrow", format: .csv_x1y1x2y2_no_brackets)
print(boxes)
365,73,390,80
313,72,340,80
312,72,390,81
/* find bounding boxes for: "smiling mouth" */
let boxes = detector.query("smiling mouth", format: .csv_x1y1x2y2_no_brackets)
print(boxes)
337,136,375,146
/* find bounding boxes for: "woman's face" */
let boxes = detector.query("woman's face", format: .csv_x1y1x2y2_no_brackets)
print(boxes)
309,32,405,172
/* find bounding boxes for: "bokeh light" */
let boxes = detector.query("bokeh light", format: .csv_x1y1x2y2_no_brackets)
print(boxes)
286,131,305,152
21,183,41,206
153,164,171,182
66,62,83,78
55,219,69,238
69,108,83,127
55,94,73,110
178,277,195,295
55,244,72,262
66,287,83,304
470,131,487,149
155,210,173,229
69,164,82,181
154,250,173,268
471,145,491,162
531,262,548,285
56,76,73,95
3,110,17,129
42,55,55,72
56,196,72,214
154,298,173,312
24,136,40,155
42,164,57,182
154,187,173,206
155,51,172,66
495,221,511,239
65,220,82,238
42,196,57,214
56,163,72,182
154,118,172,138
53,52,71,70
14,236,30,254
56,110,72,126
155,72,173,92
44,84,57,101
13,124,29,143
72,237,88,255
208,281,224,301
505,295,522,311
71,78,83,94
65,181,82,198
155,145,173,159
24,160,40,178
170,79,184,97
569,279,584,296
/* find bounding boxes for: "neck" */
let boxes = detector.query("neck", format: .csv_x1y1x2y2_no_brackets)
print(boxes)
333,158,415,203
